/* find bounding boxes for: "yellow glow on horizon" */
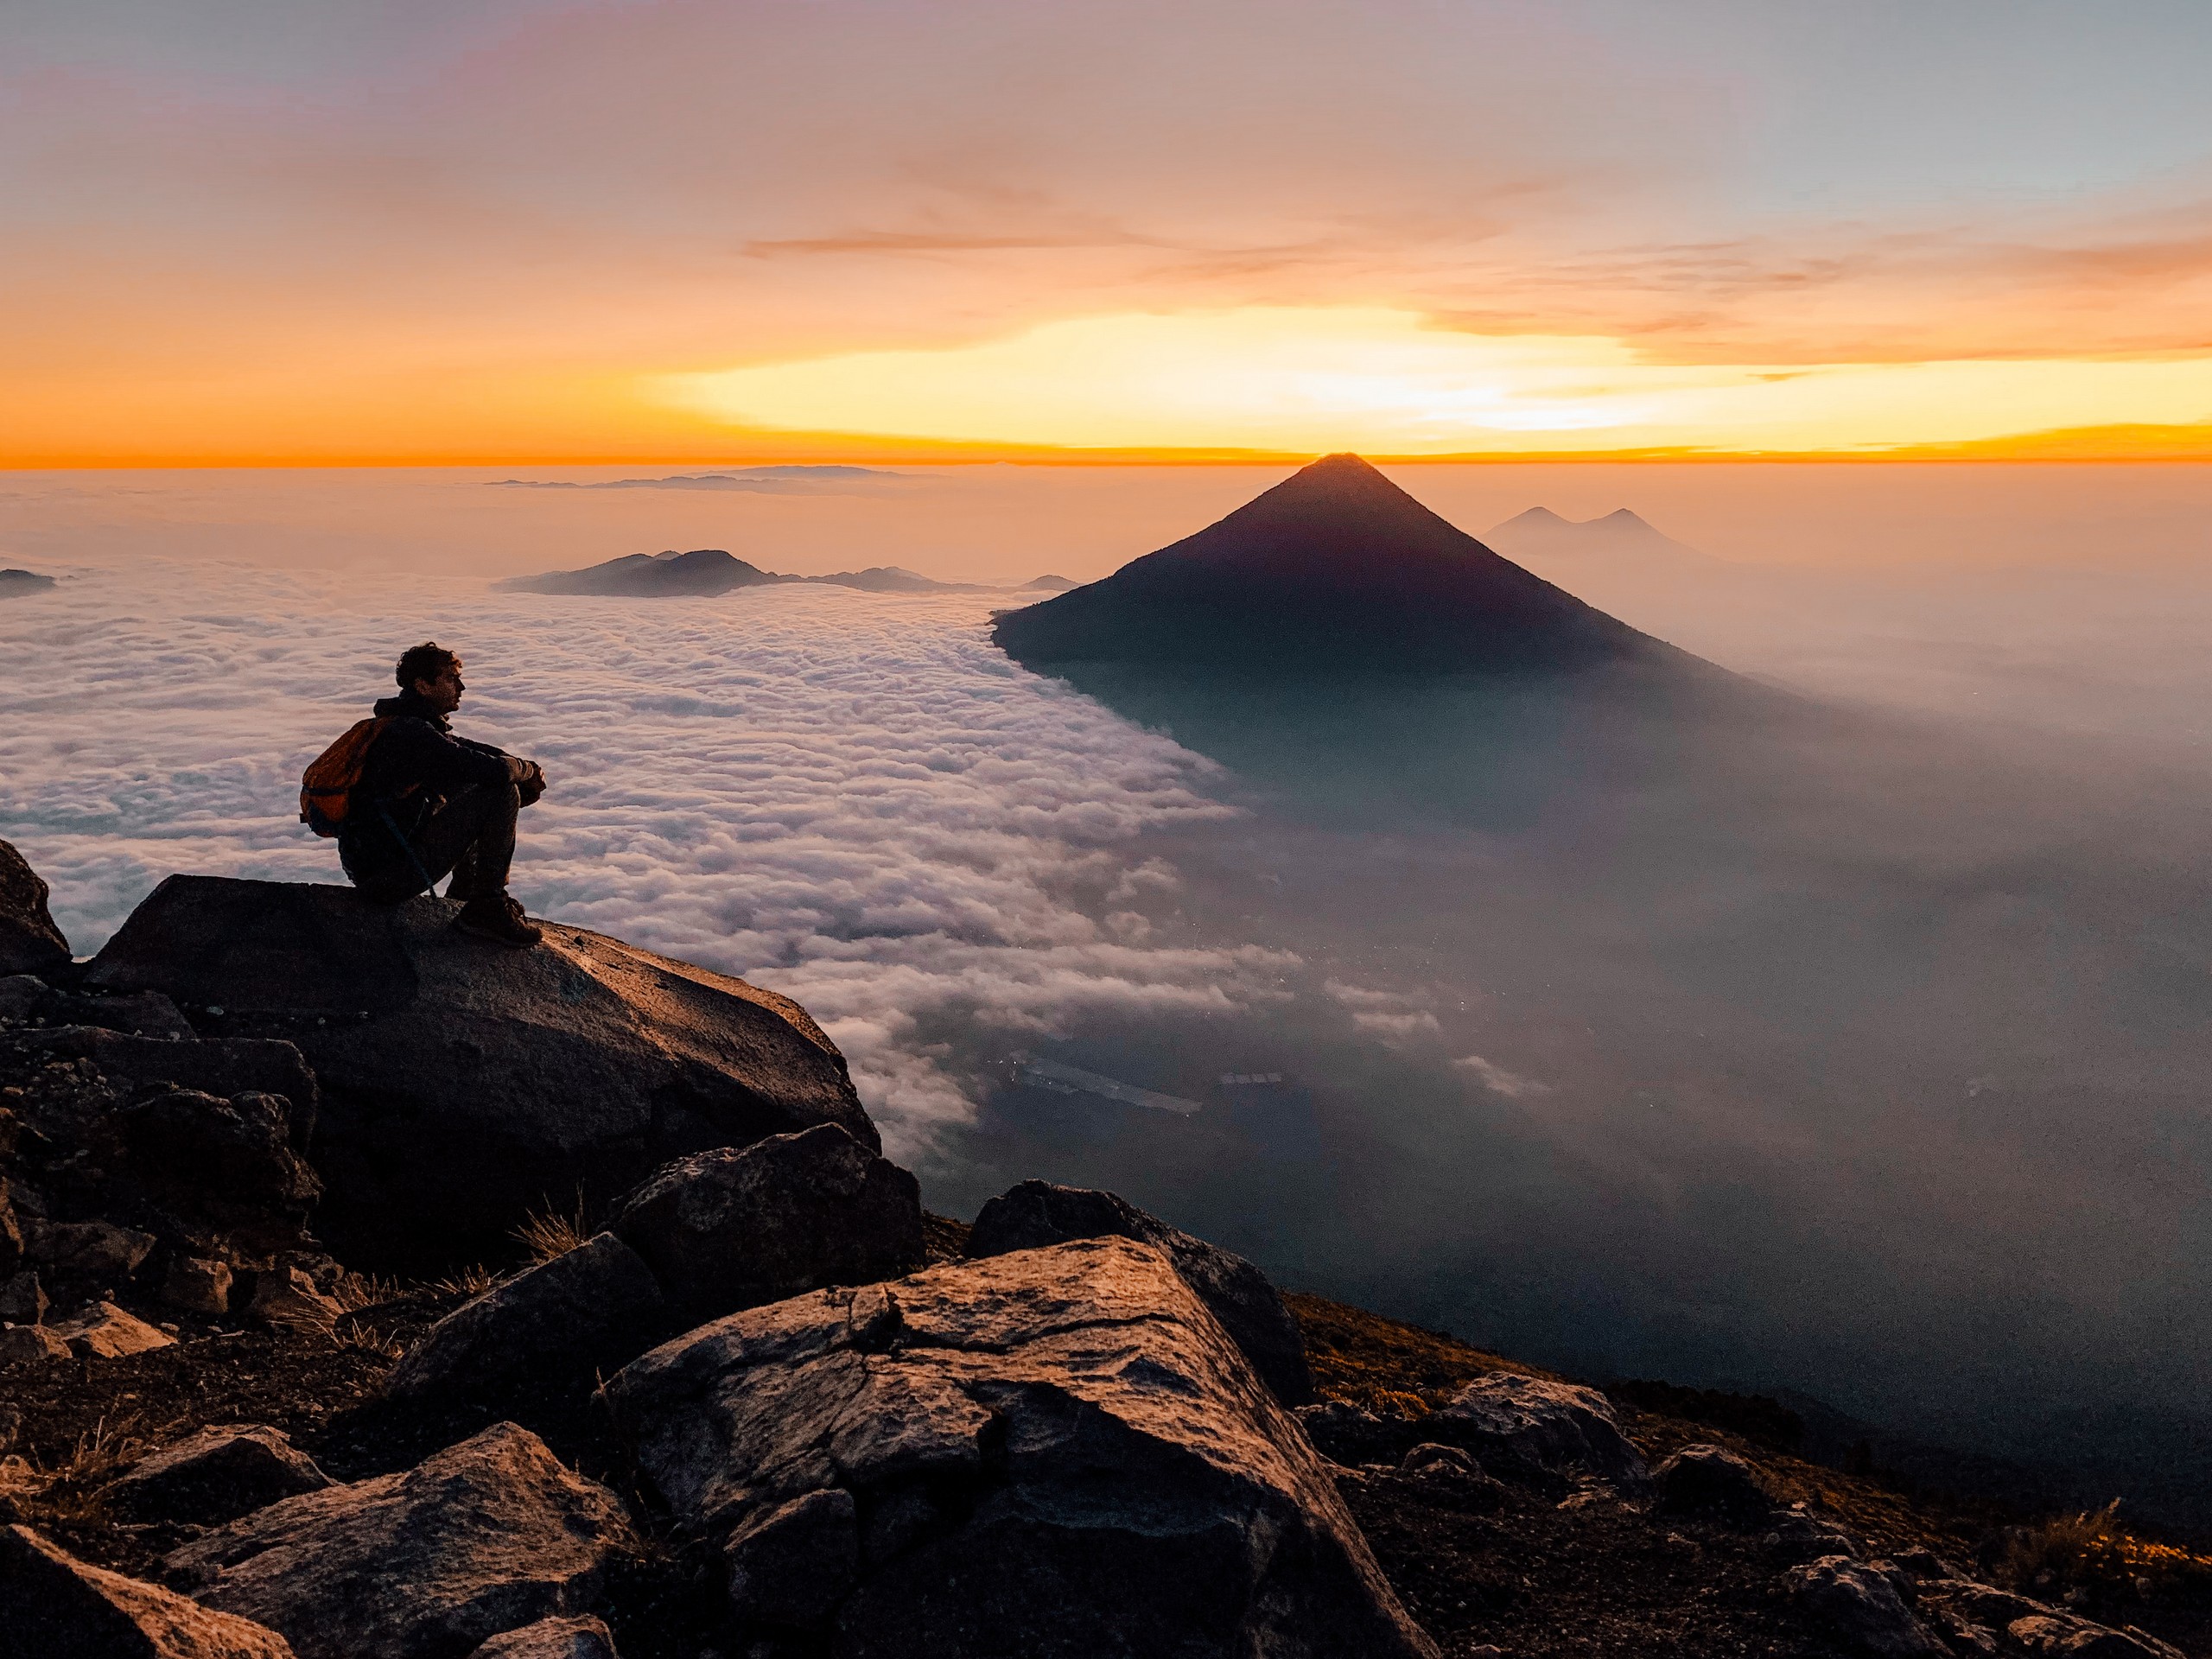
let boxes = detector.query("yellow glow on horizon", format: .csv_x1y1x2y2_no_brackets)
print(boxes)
658,307,2212,456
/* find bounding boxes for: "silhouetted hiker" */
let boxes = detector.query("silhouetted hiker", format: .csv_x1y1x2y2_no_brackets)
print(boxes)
302,642,547,947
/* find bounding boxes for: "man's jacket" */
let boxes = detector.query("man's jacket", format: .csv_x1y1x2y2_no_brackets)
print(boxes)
336,690,522,879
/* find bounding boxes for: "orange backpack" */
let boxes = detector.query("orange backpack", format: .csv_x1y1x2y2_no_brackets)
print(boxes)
299,717,391,836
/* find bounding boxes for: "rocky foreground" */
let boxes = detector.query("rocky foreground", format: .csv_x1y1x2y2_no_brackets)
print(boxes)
2,843,2207,1657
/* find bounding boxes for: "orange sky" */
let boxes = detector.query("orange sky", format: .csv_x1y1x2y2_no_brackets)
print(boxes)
7,3,2212,465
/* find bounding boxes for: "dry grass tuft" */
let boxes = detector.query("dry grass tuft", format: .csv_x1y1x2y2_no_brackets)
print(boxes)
423,1264,499,1300
1285,1291,1551,1415
2001,1500,2212,1599
513,1191,593,1265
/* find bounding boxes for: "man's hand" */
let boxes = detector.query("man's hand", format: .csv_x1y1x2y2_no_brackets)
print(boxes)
513,759,547,807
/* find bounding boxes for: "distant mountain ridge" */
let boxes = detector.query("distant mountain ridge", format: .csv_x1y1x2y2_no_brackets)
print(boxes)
499,549,1068,598
992,454,1694,676
1485,505,1723,568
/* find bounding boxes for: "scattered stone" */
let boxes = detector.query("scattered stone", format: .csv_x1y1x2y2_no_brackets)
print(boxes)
721,1488,859,1631
25,1217,157,1288
0,1523,296,1658
385,1232,667,1408
468,1616,620,1658
163,1255,234,1317
1783,1554,1943,1658
245,1268,345,1333
0,1323,70,1364
1651,1442,1777,1521
1294,1399,1421,1467
1426,1373,1649,1491
164,1421,637,1659
610,1125,922,1320
0,839,69,977
1397,1442,1510,1510
85,875,877,1268
52,1300,176,1358
965,1178,1316,1404
602,1236,1436,1658
102,1425,332,1527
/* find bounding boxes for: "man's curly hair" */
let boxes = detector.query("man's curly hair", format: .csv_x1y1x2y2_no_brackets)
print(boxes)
395,641,460,690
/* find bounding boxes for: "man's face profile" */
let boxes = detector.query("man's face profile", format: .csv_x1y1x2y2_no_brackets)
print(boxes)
413,661,464,715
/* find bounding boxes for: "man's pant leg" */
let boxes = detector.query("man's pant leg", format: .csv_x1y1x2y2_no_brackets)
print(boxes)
420,783,519,901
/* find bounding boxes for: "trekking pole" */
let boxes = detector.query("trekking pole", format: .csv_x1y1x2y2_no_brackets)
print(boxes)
376,803,445,898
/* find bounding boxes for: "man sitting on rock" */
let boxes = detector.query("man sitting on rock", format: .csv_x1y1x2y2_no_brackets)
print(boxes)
339,642,547,947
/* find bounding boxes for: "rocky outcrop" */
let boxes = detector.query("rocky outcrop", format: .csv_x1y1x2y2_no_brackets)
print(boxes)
14,1026,318,1128
601,1236,1436,1658
1651,1442,1777,1521
84,876,877,1266
609,1125,923,1321
0,1523,296,1658
0,840,69,978
114,1090,321,1254
385,1233,667,1410
965,1179,1314,1404
101,1426,331,1527
1915,1581,2189,1659
1424,1373,1648,1491
164,1422,636,1659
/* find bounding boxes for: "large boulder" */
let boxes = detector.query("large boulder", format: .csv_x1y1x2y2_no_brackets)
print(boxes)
84,876,876,1267
601,1236,1437,1658
1424,1372,1648,1491
385,1232,668,1411
0,1523,296,1658
163,1421,636,1659
608,1125,924,1321
467,1618,620,1659
1652,1442,1778,1522
0,840,68,978
114,1090,321,1253
966,1179,1315,1404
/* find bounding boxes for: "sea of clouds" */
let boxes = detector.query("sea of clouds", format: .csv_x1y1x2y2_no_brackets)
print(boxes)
0,556,1306,1160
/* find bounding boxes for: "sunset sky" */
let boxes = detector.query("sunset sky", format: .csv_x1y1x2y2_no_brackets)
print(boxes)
9,1,2212,463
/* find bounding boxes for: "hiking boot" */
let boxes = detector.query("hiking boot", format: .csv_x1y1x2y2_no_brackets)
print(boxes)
454,894,543,948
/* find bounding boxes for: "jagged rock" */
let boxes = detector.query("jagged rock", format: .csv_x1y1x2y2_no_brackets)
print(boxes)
965,1179,1315,1404
467,1616,620,1659
163,1256,234,1316
601,1236,1437,1658
0,1323,69,1364
117,1090,321,1251
0,1269,48,1325
245,1268,344,1332
722,1489,859,1630
85,876,876,1267
1652,1442,1777,1521
0,840,69,977
102,1426,332,1527
609,1126,923,1320
164,1421,636,1659
53,1300,176,1358
1,1523,296,1657
0,1184,18,1280
2001,1612,2185,1659
16,1027,318,1134
26,1217,156,1289
36,988,194,1039
385,1233,667,1408
1783,1555,1943,1657
0,973,47,1023
1425,1373,1648,1491
1765,1503,1865,1561
1294,1400,1421,1467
